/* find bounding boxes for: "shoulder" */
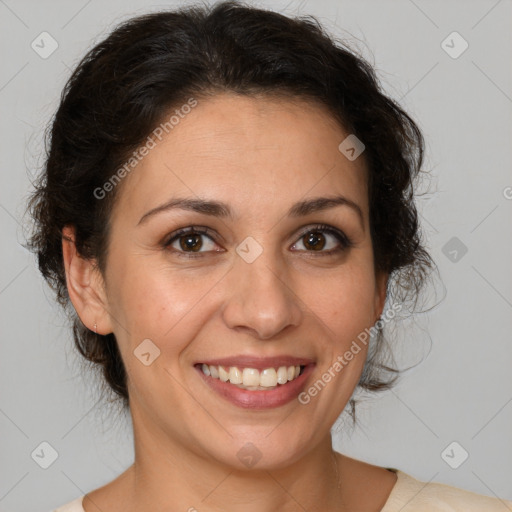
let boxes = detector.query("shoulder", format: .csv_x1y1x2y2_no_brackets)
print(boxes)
382,469,512,512
52,495,85,512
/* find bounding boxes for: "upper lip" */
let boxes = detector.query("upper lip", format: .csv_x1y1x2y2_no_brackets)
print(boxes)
196,355,315,371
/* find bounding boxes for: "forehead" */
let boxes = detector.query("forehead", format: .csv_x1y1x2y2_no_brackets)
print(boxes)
110,93,369,225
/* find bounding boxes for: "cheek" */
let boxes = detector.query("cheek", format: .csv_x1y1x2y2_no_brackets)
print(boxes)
129,276,205,336
302,266,378,338
107,238,378,355
109,254,222,350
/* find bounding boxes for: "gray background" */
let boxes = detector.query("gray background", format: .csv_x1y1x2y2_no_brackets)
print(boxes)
1,0,511,510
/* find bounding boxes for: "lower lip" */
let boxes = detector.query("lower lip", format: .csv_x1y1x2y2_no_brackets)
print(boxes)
195,364,315,409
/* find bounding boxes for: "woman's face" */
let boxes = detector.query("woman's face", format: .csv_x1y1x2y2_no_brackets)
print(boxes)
98,93,387,469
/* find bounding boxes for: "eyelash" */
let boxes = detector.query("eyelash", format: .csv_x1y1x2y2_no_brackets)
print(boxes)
162,224,354,259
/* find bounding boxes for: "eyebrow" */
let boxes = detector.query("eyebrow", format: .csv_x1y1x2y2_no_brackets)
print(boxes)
137,195,365,230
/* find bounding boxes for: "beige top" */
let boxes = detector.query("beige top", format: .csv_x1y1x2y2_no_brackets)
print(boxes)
53,469,512,511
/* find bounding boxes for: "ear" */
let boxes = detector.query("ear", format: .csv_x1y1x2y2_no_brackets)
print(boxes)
373,271,389,322
61,225,113,335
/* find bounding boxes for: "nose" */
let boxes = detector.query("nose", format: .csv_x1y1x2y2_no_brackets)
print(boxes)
221,251,303,340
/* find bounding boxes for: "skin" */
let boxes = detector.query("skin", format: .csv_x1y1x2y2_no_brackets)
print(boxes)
62,93,397,512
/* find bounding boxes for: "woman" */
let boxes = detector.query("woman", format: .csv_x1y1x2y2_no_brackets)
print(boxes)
27,2,511,511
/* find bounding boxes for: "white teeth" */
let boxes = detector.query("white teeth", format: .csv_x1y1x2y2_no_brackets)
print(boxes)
277,366,288,385
228,366,243,384
200,364,305,389
218,366,229,382
260,368,277,387
242,368,260,387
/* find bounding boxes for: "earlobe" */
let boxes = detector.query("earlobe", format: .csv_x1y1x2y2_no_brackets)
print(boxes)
61,225,112,334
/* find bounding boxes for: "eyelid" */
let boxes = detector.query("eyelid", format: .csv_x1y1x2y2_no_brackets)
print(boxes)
291,223,354,252
162,226,221,256
162,225,217,245
162,223,354,256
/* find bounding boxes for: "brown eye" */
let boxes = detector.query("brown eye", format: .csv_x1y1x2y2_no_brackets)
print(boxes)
291,224,353,255
303,231,326,251
178,234,203,252
164,227,220,255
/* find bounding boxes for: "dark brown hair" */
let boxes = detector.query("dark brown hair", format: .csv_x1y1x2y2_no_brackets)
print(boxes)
26,1,435,420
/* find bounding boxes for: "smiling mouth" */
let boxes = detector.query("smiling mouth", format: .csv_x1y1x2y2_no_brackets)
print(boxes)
196,363,306,391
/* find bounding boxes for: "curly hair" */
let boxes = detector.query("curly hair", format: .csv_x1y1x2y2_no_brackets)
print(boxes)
26,1,435,420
